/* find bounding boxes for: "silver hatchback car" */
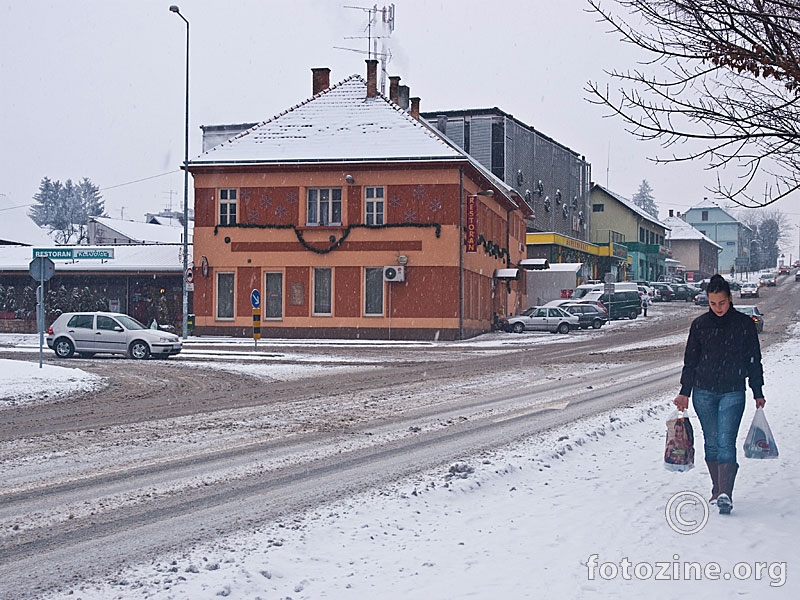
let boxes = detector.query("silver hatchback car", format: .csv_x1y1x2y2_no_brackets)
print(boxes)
47,312,182,359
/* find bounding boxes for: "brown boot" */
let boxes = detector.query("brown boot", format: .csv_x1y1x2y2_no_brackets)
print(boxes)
717,463,739,515
705,460,720,503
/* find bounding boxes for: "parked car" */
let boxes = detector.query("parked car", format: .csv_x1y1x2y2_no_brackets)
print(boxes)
796,271,800,282
759,272,777,286
650,282,676,302
736,305,764,333
561,303,608,329
778,265,791,275
584,290,642,320
47,312,182,359
694,291,709,306
671,284,701,302
505,306,579,334
574,298,609,317
739,282,759,298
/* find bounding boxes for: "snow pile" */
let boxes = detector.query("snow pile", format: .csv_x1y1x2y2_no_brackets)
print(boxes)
42,327,800,599
0,358,103,407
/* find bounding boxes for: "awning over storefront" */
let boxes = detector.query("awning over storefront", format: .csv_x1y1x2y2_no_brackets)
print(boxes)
518,258,549,270
493,268,521,280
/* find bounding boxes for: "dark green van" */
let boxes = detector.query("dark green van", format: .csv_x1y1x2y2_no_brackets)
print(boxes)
586,290,642,320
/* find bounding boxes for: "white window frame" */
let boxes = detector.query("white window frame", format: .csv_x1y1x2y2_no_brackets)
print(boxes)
219,188,238,226
307,188,342,226
312,267,332,316
364,267,384,316
216,271,235,320
365,186,385,225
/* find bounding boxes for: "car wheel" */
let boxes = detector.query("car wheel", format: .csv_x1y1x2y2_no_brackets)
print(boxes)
629,309,638,320
54,338,74,358
129,340,151,360
512,322,525,334
592,319,603,329
557,322,570,334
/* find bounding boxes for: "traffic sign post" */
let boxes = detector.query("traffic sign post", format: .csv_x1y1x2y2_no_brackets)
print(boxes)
251,289,261,349
29,256,55,369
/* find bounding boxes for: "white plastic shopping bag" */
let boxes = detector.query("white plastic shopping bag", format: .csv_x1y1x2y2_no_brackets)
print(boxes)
664,410,695,472
743,407,779,459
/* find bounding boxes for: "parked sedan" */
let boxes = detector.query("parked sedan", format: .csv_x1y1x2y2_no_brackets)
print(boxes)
650,282,676,302
47,312,182,359
736,305,764,333
672,284,701,302
739,282,759,298
505,306,579,334
694,291,709,306
561,303,608,329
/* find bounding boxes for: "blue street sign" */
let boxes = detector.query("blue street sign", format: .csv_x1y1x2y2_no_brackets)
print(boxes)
251,289,261,309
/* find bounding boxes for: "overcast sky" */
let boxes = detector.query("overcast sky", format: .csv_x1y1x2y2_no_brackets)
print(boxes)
2,0,799,255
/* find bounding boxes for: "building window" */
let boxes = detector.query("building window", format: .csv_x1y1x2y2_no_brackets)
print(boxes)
365,267,384,315
365,187,385,225
216,272,235,319
265,272,283,319
219,189,237,225
639,227,646,243
307,188,342,226
701,210,709,221
313,267,332,315
592,204,604,212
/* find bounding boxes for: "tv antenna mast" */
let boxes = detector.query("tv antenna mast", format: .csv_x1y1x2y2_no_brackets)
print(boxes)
338,4,395,95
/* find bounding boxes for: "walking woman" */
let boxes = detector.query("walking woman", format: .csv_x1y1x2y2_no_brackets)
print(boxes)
673,274,766,515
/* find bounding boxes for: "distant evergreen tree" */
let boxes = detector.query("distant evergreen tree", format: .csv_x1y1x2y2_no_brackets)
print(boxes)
631,180,660,219
29,177,106,244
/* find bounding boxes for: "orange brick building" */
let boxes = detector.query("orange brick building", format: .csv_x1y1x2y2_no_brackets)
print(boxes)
189,62,531,340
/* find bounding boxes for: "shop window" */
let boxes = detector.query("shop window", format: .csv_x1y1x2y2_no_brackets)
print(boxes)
313,267,332,315
216,272,235,319
365,267,384,315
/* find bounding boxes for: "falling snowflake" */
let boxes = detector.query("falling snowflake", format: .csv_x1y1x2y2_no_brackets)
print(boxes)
404,208,417,222
261,194,273,209
428,199,442,213
389,194,401,208
412,185,425,201
274,204,287,219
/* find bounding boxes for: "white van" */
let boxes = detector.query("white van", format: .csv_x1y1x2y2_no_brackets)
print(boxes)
572,282,637,300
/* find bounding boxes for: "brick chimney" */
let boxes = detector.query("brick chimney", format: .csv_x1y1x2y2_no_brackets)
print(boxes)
389,76,400,104
366,59,378,98
410,97,420,119
311,67,330,95
669,209,674,217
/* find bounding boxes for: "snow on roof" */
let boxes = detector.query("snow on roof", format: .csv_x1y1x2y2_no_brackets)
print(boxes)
0,244,190,273
192,75,464,165
0,198,53,246
685,198,748,229
92,217,192,245
544,262,583,273
663,216,722,249
591,184,668,230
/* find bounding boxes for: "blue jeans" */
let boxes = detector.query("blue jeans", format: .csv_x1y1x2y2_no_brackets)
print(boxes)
692,389,746,464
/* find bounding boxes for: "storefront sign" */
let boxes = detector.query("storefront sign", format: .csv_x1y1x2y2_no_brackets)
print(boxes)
466,195,478,253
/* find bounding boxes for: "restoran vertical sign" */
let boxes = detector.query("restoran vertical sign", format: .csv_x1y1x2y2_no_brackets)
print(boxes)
466,195,478,253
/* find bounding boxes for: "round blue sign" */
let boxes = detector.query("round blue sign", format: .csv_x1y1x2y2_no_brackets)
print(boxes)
250,289,261,308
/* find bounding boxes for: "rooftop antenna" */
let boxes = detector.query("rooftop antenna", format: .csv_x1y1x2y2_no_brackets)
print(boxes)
339,4,395,94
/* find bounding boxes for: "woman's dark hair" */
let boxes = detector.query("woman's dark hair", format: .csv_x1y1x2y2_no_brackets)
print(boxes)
706,274,731,296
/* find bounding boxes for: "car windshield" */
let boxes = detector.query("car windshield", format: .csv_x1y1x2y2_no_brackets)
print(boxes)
115,315,147,330
737,307,755,315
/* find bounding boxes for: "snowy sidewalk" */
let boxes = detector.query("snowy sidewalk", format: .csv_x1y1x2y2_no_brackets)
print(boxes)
38,327,800,599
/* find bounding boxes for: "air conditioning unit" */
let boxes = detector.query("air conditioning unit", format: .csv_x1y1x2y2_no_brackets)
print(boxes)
383,265,405,282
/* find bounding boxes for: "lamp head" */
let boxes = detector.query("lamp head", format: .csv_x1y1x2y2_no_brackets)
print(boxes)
169,5,180,13
345,174,355,184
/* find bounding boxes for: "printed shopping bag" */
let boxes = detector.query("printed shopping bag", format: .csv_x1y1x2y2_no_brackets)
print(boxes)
743,407,779,459
664,410,695,472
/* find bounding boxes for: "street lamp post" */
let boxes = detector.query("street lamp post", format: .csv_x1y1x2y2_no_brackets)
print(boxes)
170,5,190,339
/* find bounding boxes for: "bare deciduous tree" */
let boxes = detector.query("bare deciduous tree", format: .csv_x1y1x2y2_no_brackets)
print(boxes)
586,0,800,207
